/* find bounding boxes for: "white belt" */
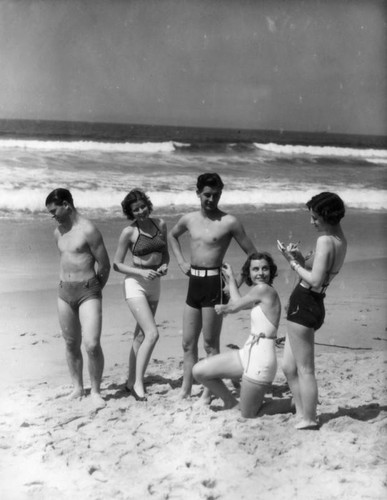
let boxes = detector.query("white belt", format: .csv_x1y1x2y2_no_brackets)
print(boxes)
190,268,220,277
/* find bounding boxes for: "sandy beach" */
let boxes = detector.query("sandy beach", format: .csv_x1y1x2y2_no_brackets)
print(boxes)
1,210,386,499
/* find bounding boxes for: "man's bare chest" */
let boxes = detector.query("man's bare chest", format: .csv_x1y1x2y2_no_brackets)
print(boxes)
189,222,230,246
58,230,89,254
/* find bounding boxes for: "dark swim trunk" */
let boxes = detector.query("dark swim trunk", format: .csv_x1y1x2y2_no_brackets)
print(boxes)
58,276,102,309
286,283,325,331
186,266,228,309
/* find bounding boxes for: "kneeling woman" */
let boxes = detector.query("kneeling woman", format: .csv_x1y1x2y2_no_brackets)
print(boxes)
193,253,281,418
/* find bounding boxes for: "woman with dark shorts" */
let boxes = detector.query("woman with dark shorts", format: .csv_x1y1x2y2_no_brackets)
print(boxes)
277,192,347,430
113,189,169,401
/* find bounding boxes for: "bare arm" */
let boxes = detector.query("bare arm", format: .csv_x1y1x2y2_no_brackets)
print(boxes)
86,225,110,288
168,216,190,275
229,217,257,286
157,219,170,275
279,236,331,289
230,217,257,257
216,283,265,316
220,263,241,302
112,228,148,278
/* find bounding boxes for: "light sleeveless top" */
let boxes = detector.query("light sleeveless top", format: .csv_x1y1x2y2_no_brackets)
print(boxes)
251,305,277,338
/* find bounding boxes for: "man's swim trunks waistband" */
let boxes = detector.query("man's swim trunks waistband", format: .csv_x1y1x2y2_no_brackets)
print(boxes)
59,276,100,287
190,266,221,277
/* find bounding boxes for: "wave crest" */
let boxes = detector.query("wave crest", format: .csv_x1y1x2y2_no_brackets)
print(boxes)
254,142,387,159
0,139,176,153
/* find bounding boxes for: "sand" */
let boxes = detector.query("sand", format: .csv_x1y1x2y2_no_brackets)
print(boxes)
0,210,386,499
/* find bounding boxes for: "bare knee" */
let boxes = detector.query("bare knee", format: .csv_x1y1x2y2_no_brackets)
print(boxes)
282,358,298,380
63,336,81,354
134,330,145,343
84,340,102,358
144,328,159,345
192,362,205,383
182,338,197,354
297,364,315,377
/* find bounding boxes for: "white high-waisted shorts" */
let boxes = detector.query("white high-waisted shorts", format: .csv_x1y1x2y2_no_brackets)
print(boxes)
238,335,277,385
124,275,160,302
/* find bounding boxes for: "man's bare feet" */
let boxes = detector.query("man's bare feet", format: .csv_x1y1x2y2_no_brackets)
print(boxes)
67,387,85,400
90,392,106,409
295,419,320,430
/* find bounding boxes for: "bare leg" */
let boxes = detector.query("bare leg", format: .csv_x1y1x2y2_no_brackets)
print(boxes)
282,333,303,417
79,299,105,407
193,351,242,409
285,322,318,428
127,323,144,389
180,305,202,398
200,307,223,403
57,298,84,399
240,378,268,418
126,297,159,398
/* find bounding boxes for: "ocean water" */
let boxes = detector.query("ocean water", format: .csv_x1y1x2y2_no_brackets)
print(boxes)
0,120,386,220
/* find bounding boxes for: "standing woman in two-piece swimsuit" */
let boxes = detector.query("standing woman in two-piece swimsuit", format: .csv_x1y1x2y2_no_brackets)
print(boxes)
278,192,347,430
113,189,169,401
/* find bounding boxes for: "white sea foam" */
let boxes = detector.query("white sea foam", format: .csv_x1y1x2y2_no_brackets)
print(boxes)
0,139,176,153
3,137,386,160
254,142,387,159
1,186,385,216
366,158,387,165
0,137,385,219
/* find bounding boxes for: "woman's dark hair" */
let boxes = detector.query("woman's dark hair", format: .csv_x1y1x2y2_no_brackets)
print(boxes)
306,192,345,225
121,189,153,220
196,172,224,192
241,252,278,286
45,188,74,207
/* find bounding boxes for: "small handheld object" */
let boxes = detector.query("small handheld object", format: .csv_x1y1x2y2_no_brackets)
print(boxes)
277,240,285,252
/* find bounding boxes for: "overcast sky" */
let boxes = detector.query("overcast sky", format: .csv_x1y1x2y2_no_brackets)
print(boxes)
0,0,386,135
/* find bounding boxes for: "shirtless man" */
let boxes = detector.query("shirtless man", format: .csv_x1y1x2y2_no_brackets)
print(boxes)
46,188,110,408
168,173,257,400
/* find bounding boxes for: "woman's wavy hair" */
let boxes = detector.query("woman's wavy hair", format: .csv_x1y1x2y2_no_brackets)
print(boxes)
121,189,153,220
306,192,345,225
241,252,278,286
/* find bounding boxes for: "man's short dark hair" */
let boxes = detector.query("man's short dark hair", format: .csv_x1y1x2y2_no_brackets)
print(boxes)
45,188,74,207
196,173,224,192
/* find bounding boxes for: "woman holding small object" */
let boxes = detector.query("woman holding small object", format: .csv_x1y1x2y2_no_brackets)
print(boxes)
113,189,169,401
193,252,281,418
277,192,347,430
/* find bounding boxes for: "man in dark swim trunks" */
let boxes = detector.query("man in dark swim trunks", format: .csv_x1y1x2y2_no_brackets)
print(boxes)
168,173,257,401
46,188,110,408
